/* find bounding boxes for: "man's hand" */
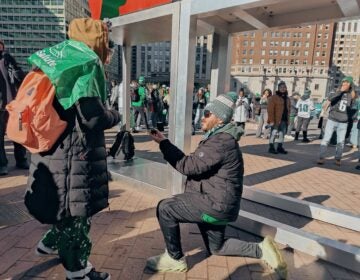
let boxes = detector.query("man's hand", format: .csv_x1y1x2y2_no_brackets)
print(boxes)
149,129,166,143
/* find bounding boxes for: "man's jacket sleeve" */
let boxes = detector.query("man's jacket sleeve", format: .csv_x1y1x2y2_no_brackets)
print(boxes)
159,138,224,176
76,97,120,131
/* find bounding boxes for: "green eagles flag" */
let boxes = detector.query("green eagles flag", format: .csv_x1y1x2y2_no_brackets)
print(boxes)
28,40,106,110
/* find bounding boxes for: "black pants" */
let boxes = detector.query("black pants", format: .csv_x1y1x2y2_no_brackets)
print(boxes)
0,110,27,167
157,194,261,260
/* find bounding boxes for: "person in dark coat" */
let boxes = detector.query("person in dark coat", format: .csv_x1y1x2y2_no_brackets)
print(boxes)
267,81,291,154
145,92,287,279
26,19,120,280
0,40,28,175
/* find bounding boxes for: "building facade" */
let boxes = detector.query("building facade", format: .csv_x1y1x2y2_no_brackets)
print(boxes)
231,23,336,102
330,19,360,90
130,35,212,87
0,0,90,71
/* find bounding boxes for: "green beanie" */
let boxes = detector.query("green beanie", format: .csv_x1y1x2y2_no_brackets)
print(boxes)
204,92,237,124
341,76,353,85
138,76,145,85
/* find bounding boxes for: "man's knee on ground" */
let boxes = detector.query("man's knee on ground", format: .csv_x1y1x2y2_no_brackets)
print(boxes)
156,198,173,219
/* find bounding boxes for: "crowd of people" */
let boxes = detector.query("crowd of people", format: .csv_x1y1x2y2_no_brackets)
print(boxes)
0,15,359,280
106,77,171,133
226,80,359,169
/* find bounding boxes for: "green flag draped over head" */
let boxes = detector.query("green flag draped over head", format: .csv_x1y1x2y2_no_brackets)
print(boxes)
28,40,106,110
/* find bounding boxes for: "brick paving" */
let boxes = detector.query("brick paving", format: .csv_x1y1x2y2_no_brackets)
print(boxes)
0,123,359,279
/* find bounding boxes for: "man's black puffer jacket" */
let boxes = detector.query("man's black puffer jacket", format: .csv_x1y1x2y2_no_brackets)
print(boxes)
160,123,244,222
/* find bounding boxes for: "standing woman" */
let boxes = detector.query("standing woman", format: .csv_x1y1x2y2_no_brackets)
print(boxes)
318,76,357,166
193,88,207,131
234,88,249,132
256,89,272,138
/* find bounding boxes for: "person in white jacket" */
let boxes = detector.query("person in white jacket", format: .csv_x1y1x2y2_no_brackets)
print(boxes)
295,88,314,142
234,88,249,131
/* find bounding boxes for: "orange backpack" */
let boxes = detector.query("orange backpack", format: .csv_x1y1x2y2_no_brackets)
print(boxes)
6,70,67,153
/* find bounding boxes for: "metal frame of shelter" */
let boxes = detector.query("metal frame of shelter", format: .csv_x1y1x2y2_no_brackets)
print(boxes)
110,0,360,273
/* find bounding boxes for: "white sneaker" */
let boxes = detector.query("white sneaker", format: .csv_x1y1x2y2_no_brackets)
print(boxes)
284,135,294,140
145,250,188,272
259,236,287,279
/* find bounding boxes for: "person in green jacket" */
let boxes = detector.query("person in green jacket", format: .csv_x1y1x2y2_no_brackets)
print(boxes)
131,76,149,131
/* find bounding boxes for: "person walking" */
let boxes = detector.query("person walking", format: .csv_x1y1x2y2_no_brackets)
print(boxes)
267,81,291,154
27,18,120,280
256,89,272,138
193,88,207,131
145,92,287,279
294,89,314,142
318,76,357,166
0,40,28,175
234,88,249,131
132,76,149,131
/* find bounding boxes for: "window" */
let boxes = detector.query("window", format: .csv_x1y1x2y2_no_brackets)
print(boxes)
243,41,248,46
306,33,311,38
305,42,310,48
242,58,247,64
250,41,255,47
321,51,326,57
249,49,254,55
316,51,320,57
260,59,265,65
261,49,266,55
249,58,253,64
315,84,319,90
242,49,247,55
304,51,309,56
263,32,267,38
262,41,266,47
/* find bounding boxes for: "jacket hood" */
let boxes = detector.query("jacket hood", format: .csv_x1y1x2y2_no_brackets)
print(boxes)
213,123,243,141
68,18,108,64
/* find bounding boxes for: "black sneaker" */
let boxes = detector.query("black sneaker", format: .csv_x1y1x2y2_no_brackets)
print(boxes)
302,138,310,143
277,147,288,154
355,165,360,170
268,145,278,154
16,161,29,170
66,269,110,280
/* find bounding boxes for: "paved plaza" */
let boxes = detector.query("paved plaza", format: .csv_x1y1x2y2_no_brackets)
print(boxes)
0,123,359,280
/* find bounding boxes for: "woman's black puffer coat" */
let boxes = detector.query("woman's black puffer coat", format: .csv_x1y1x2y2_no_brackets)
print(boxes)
25,97,120,224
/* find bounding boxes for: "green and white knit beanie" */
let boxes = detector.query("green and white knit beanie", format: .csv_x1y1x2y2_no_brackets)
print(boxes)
204,92,238,124
303,88,311,97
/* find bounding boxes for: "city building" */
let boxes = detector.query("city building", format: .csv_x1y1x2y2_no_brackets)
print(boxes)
230,23,336,102
0,0,90,71
130,35,212,87
330,19,360,90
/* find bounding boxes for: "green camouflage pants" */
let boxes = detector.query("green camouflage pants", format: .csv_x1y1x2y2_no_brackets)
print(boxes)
41,216,91,272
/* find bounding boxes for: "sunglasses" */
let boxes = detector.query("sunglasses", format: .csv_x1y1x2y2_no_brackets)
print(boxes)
203,110,212,118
